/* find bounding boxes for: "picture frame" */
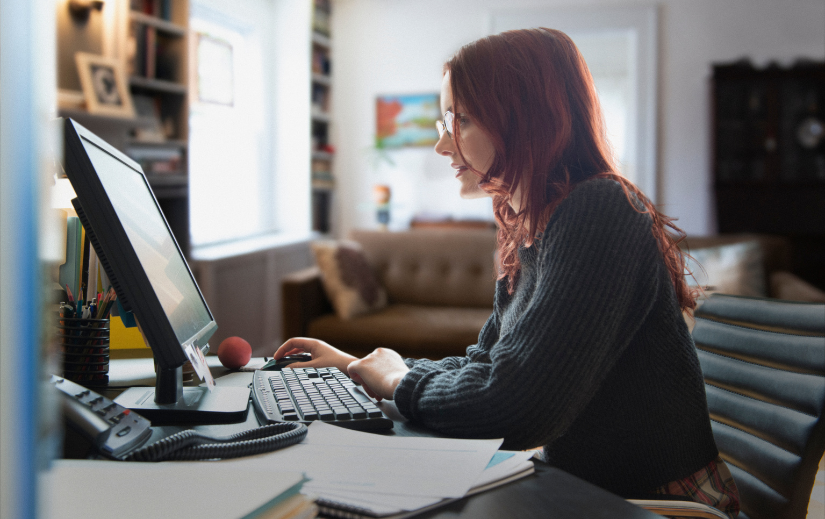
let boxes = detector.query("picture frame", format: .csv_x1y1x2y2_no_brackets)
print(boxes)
376,93,440,149
75,52,135,118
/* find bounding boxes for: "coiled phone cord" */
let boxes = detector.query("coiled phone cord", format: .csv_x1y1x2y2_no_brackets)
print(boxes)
122,422,307,462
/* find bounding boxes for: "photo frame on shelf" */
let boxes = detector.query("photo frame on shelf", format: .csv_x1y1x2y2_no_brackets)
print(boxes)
75,52,135,118
376,93,440,149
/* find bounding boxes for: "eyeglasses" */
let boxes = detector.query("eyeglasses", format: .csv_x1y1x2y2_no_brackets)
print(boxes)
436,111,458,139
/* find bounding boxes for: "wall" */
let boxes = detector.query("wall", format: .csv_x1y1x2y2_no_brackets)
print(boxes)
331,0,825,237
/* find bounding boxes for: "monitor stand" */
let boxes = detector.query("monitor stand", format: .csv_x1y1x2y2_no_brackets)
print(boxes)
114,365,250,424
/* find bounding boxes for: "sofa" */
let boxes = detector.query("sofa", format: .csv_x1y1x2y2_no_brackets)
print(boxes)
282,228,498,359
680,234,825,304
282,229,825,360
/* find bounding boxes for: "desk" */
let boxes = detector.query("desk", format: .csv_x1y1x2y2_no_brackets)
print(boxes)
99,358,659,519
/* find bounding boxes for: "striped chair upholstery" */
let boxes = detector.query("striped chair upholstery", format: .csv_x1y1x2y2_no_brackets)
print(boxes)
693,294,825,519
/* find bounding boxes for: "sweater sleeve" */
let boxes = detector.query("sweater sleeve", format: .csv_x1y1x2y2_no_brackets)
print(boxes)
393,180,663,449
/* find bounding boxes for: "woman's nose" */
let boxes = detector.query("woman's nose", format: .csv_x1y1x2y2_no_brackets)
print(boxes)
434,131,453,156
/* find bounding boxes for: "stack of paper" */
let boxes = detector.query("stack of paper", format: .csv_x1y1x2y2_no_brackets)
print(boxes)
223,422,535,518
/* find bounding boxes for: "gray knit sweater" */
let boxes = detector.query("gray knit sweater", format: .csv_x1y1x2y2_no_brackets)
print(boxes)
393,178,718,497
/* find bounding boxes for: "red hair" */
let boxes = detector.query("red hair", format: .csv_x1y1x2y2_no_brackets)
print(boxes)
445,28,697,311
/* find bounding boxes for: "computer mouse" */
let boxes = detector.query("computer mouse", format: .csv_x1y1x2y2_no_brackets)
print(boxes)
261,354,312,371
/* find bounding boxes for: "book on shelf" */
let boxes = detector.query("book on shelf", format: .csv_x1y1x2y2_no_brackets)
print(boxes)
126,145,183,174
131,0,172,20
312,0,331,36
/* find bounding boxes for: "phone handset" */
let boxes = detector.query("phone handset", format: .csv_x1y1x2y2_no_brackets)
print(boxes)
52,375,307,461
53,375,153,459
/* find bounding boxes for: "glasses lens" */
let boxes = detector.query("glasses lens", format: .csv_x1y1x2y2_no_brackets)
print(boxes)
436,120,446,138
443,111,454,137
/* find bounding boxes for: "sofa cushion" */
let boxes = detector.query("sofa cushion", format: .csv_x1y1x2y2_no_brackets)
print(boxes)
306,304,491,359
311,240,388,320
349,229,497,308
684,239,767,298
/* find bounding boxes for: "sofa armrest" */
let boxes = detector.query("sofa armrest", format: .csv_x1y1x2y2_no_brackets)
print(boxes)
770,270,825,302
281,266,334,340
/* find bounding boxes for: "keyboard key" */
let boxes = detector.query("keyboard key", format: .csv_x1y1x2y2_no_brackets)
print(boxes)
318,410,335,421
332,408,351,420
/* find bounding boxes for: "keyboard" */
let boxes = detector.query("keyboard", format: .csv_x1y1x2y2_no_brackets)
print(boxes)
251,367,393,431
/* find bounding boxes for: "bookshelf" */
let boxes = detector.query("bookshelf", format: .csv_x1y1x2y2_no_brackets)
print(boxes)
712,59,825,289
57,0,191,257
311,0,334,234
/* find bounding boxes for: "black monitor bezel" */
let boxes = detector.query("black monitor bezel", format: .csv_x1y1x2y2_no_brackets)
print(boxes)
62,118,216,370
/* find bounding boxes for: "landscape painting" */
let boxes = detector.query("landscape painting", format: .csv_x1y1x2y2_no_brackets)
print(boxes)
376,93,440,148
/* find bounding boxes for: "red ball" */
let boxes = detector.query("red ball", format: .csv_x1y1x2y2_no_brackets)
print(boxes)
217,336,252,369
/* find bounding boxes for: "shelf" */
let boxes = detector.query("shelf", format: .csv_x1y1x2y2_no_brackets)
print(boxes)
312,32,331,49
58,109,160,129
129,11,187,36
312,73,331,86
126,138,188,148
311,109,331,123
146,174,188,186
311,181,335,191
312,151,333,161
129,76,188,95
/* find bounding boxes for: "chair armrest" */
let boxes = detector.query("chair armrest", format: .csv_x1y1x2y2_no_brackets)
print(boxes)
281,266,333,340
627,499,729,519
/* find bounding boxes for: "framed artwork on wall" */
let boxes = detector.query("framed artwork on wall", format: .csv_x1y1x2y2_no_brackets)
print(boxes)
195,33,234,106
376,93,440,149
75,52,135,118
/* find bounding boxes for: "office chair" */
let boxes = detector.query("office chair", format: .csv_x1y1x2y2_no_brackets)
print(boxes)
630,294,825,519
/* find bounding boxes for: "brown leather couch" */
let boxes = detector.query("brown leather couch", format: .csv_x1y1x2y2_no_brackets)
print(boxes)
282,228,498,359
282,230,825,360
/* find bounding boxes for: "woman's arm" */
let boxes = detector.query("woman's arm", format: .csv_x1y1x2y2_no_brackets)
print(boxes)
392,180,663,449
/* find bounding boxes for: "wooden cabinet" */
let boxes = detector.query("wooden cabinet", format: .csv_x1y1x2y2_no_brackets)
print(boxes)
712,60,825,289
57,0,191,256
311,0,334,234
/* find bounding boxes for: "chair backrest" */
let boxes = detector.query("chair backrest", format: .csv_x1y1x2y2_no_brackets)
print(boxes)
693,294,825,519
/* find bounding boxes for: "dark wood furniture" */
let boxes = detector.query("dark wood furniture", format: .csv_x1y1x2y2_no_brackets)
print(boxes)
712,59,825,290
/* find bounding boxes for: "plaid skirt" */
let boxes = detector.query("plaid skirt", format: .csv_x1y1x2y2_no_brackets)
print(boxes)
653,456,740,519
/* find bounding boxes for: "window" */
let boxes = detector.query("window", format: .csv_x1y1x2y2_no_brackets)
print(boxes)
492,5,658,200
189,1,275,247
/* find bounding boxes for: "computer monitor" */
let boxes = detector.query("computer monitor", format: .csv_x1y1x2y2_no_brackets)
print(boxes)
62,118,249,423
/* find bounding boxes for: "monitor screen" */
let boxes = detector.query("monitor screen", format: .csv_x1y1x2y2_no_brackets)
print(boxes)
63,118,250,422
62,118,216,371
82,140,212,345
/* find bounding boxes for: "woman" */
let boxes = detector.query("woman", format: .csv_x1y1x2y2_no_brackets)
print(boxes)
274,28,739,516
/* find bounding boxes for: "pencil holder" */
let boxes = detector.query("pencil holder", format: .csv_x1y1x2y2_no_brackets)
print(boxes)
58,316,110,387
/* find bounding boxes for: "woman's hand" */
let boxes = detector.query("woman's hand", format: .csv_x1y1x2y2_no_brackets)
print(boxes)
272,337,357,374
347,348,410,401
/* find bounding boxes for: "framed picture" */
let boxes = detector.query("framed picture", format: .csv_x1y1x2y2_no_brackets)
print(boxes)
75,52,135,118
376,93,440,149
196,33,234,106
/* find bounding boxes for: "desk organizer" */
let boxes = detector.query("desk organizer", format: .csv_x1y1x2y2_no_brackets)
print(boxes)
58,317,110,387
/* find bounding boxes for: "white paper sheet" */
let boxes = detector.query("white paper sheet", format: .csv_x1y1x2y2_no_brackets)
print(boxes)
220,421,503,498
304,450,535,515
